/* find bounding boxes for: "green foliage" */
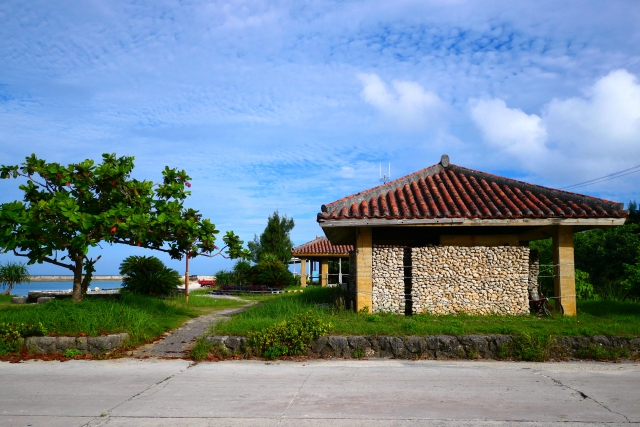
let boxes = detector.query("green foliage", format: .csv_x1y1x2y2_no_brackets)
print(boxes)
247,311,331,357
575,345,630,361
119,255,181,296
0,322,46,355
0,262,30,295
0,153,244,301
499,333,558,361
63,348,83,358
233,259,252,285
190,337,229,361
352,347,365,358
621,257,640,300
575,269,596,300
248,211,294,264
531,218,640,301
214,270,235,286
251,260,296,288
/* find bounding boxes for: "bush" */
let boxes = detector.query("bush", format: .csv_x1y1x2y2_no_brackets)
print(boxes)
247,311,331,358
0,322,46,355
119,255,181,296
214,270,235,286
251,260,296,288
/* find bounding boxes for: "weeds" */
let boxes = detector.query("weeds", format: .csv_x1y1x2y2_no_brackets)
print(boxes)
247,311,331,357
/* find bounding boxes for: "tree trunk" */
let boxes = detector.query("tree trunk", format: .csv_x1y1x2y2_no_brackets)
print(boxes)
1,283,12,295
71,253,84,302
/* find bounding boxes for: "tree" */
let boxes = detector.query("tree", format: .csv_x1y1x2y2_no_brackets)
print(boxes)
0,153,244,301
0,262,30,295
248,211,294,263
119,255,181,296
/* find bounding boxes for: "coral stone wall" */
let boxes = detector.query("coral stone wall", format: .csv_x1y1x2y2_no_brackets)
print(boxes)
372,247,405,314
412,246,531,315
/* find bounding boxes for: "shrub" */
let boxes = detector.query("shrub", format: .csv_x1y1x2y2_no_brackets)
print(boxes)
251,260,296,288
0,322,46,355
247,311,331,358
119,255,181,296
214,270,235,286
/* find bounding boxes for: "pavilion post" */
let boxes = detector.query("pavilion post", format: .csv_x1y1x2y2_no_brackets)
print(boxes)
553,225,577,316
355,227,373,313
300,258,307,287
320,258,329,287
338,257,342,283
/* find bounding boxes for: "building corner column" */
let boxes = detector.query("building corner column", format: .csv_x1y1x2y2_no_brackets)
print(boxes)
553,225,577,316
355,227,373,313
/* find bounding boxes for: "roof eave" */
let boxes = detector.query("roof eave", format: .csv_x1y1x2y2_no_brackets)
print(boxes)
319,217,627,228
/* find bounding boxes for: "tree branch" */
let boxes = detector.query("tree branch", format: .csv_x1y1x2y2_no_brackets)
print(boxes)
13,249,74,270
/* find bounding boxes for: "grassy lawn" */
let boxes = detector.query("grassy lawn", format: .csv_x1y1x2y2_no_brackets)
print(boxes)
213,287,640,338
0,290,246,346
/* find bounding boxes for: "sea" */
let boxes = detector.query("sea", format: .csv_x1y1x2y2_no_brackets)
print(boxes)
10,281,123,296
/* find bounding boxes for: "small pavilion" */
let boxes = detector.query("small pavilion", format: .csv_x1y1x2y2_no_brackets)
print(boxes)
291,237,352,287
316,155,627,316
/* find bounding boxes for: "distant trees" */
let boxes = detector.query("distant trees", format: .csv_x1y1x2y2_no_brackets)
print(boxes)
531,200,640,301
248,211,294,264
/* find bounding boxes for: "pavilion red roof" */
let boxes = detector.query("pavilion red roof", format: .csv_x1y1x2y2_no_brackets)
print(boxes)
318,158,626,221
292,236,353,256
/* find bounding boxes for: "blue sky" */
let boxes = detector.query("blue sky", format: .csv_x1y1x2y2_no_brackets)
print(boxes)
1,0,639,275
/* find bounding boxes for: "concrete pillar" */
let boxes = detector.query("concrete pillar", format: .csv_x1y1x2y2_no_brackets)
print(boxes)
355,227,373,313
338,257,342,283
320,258,329,287
300,258,307,287
553,226,577,316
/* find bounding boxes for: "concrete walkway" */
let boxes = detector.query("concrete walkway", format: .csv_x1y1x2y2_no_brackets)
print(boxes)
133,299,254,358
1,359,639,426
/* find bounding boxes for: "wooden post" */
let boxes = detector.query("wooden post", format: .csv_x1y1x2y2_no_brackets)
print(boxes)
553,226,576,316
355,227,373,313
320,258,329,287
300,258,307,287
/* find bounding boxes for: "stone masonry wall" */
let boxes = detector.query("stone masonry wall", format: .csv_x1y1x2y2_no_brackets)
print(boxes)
412,246,530,315
372,247,405,314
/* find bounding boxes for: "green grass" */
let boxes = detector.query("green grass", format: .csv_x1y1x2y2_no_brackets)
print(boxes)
0,291,246,346
213,288,640,338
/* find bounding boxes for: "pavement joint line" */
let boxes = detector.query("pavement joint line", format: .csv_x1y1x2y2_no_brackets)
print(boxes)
82,362,196,427
279,371,311,424
532,370,631,423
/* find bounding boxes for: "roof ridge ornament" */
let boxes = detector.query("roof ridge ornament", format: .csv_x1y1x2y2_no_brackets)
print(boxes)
440,154,450,168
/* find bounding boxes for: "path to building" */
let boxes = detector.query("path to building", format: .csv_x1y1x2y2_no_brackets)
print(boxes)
133,295,254,358
1,359,639,427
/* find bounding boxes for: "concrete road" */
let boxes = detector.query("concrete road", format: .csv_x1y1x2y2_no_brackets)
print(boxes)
1,359,639,426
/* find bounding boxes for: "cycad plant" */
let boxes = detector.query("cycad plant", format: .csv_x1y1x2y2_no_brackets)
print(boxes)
119,255,181,296
0,262,30,295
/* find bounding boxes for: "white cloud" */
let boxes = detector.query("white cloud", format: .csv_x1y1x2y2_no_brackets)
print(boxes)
544,69,640,158
469,98,547,163
358,73,447,128
470,69,640,180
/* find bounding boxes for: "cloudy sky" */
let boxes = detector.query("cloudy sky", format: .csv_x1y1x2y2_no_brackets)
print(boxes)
1,0,639,275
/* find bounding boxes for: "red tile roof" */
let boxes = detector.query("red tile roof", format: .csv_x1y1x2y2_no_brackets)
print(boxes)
318,160,626,221
292,236,353,256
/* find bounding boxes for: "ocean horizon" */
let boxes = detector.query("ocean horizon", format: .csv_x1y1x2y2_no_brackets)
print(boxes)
8,281,123,297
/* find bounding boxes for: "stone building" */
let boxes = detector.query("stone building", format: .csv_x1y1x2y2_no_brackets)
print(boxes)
317,155,627,316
